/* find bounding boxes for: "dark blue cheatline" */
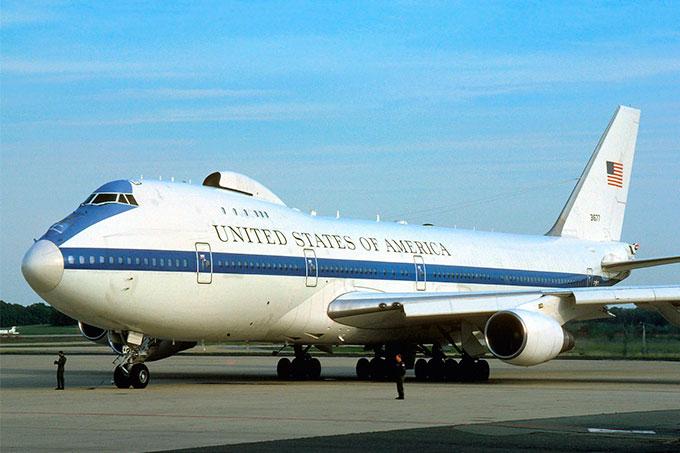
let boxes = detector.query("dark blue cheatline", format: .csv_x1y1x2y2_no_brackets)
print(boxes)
59,247,610,289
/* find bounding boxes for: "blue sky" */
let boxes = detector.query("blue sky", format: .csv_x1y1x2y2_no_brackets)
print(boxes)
2,1,679,306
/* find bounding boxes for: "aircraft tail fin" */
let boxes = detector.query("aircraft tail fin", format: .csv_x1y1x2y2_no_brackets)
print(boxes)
547,106,640,242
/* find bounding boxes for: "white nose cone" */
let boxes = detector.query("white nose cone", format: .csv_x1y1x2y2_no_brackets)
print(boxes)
22,240,64,293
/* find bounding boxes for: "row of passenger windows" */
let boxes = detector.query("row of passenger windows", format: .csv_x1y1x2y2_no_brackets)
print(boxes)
67,255,190,268
220,207,270,218
429,270,578,286
82,192,138,206
65,254,583,285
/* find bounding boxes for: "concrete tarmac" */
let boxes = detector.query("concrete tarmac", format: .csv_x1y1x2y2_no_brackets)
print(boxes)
1,354,679,452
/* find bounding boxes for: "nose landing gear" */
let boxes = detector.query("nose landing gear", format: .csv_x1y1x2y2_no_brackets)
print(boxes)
111,332,151,389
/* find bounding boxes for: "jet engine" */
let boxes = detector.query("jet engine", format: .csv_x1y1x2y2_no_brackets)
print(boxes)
484,309,574,366
78,321,108,344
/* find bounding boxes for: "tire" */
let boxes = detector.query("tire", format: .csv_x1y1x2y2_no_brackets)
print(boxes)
459,357,476,382
427,358,444,382
356,358,370,380
277,358,291,379
307,358,322,380
291,358,306,380
474,359,490,382
113,366,131,389
444,358,459,381
369,358,385,381
414,358,428,381
130,363,149,389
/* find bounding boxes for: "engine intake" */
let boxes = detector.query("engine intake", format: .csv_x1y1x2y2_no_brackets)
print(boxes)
484,309,574,366
78,321,107,344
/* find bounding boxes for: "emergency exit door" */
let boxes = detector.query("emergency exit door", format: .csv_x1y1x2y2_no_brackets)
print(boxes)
304,249,318,287
414,255,426,291
195,242,213,284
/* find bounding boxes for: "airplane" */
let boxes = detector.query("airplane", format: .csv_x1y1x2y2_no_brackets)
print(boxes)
0,326,20,337
21,105,680,389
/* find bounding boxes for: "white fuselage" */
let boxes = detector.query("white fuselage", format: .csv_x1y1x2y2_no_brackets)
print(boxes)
34,179,632,345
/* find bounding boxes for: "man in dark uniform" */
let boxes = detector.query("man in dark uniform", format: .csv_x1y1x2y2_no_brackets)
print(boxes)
54,351,66,390
395,354,406,399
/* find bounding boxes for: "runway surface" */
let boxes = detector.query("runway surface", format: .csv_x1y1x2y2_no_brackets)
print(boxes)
1,354,679,452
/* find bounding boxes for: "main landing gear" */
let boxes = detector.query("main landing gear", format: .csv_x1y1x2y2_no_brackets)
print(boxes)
413,355,489,382
276,345,322,380
353,343,490,383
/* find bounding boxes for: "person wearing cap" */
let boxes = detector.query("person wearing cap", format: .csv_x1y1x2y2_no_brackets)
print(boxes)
395,354,406,400
54,351,66,390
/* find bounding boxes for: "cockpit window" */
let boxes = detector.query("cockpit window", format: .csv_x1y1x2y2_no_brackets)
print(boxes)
84,192,139,206
92,193,118,205
125,194,138,206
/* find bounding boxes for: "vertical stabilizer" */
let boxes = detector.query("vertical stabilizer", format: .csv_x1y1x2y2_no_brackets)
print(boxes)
547,106,640,242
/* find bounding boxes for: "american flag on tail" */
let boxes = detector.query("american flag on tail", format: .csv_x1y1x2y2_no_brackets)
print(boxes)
606,161,623,188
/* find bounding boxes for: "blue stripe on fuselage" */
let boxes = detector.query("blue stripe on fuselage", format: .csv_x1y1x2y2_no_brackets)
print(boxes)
59,247,612,288
41,204,136,246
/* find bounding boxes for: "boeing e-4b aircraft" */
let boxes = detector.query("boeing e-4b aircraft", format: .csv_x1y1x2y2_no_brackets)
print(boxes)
22,106,680,388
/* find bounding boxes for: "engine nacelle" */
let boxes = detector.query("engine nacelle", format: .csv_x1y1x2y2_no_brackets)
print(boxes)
145,340,197,362
484,309,574,366
78,321,108,344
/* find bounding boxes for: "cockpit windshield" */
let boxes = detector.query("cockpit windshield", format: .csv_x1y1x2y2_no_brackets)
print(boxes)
82,192,138,207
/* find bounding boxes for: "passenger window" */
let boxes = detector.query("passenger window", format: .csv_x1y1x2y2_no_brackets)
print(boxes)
99,256,105,264
144,257,149,266
160,258,165,267
118,257,123,265
183,259,188,268
79,256,85,264
126,257,132,265
109,257,115,265
152,258,157,266
89,256,95,264
135,257,141,265
68,256,75,265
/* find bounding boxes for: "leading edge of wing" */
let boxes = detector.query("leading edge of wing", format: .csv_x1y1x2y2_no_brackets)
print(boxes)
327,285,680,329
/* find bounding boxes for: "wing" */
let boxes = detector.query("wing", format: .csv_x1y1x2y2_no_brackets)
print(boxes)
328,285,680,329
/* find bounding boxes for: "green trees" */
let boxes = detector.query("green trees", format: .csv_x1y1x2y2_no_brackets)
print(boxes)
0,301,77,327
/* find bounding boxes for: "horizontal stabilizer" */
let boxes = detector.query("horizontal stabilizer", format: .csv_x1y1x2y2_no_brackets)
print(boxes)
602,255,680,273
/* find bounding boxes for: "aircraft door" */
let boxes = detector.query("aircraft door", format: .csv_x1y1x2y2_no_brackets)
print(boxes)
587,267,593,287
304,249,318,287
195,242,213,284
414,255,426,291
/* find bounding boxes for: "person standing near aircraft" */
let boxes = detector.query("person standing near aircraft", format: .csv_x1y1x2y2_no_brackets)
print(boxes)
54,351,66,390
395,354,406,399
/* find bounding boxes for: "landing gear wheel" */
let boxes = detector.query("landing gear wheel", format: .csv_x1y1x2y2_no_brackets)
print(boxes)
277,358,291,379
113,366,131,389
474,359,490,381
427,358,445,382
307,358,322,380
291,357,307,380
356,358,370,380
130,363,149,389
414,358,428,381
369,357,386,381
444,358,459,381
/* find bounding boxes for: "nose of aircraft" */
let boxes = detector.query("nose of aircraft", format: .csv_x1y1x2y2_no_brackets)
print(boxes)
21,240,64,293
